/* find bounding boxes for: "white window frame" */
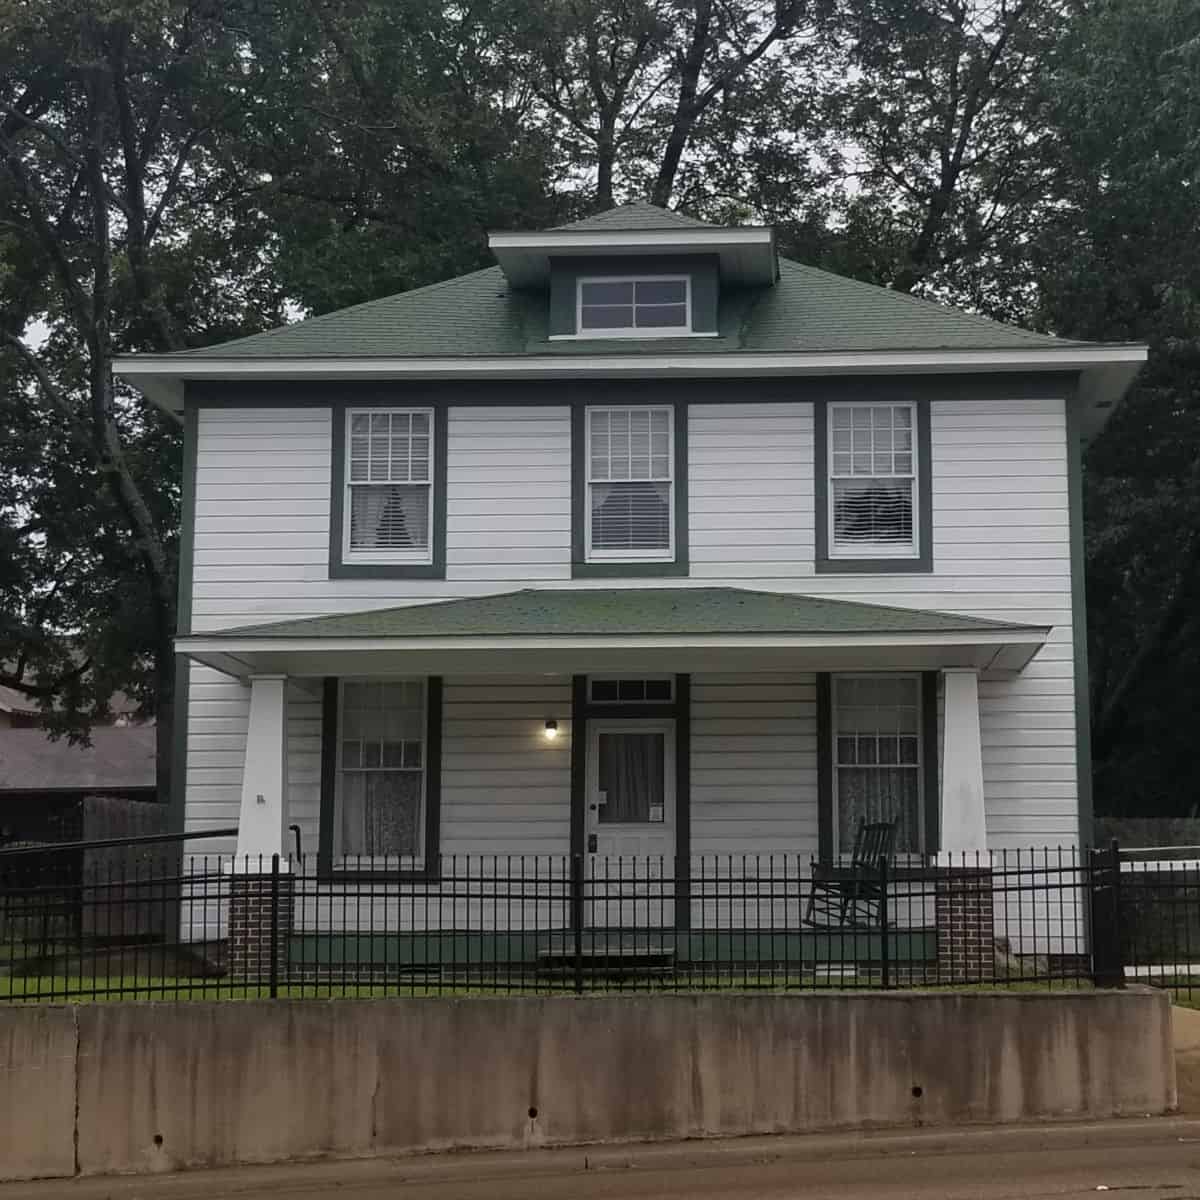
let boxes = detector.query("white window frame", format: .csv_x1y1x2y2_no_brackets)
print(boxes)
333,677,428,870
342,407,435,567
587,675,676,705
827,401,919,560
831,672,924,860
573,275,693,339
585,405,675,563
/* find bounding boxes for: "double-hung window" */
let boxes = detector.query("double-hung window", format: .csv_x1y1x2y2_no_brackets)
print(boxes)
586,406,674,561
828,403,917,559
344,408,433,564
336,679,427,866
833,675,922,855
577,277,691,337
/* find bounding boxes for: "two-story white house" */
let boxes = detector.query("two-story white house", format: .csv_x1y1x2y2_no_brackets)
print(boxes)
116,203,1145,954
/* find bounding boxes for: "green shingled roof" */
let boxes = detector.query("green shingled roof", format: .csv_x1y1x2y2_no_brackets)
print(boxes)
171,203,1086,361
554,200,715,231
203,588,1045,641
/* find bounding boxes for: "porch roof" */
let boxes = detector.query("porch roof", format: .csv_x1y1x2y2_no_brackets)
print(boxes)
177,587,1049,679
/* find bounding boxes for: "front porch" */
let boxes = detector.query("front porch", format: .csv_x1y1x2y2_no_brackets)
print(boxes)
176,587,1062,971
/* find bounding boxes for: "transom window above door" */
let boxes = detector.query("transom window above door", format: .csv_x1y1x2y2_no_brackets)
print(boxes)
588,676,675,704
586,406,675,561
344,408,433,564
577,277,691,337
828,403,918,559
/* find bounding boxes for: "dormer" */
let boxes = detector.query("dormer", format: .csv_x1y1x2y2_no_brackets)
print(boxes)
487,202,777,341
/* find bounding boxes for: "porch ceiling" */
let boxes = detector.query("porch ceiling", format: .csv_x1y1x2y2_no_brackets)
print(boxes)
177,587,1049,679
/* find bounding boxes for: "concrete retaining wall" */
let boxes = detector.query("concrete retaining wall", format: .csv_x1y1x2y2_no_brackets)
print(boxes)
0,990,1177,1180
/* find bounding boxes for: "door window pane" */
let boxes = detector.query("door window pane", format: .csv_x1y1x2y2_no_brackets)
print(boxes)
597,732,665,824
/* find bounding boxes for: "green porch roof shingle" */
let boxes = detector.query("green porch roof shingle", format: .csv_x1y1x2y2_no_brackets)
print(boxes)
205,588,1045,641
170,204,1086,361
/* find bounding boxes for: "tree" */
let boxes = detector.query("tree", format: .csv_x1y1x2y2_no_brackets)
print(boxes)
818,0,1069,310
236,0,565,315
0,0,288,799
501,0,829,212
1032,0,1200,815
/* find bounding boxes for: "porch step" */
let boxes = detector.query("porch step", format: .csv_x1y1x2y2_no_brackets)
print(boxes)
535,945,676,976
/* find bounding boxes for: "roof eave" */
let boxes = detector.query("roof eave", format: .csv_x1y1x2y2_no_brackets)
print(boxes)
115,344,1148,417
487,227,778,288
177,628,1049,681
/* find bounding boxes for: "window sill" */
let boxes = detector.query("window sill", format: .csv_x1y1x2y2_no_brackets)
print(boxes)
573,560,689,579
329,561,444,579
816,555,931,575
549,331,719,341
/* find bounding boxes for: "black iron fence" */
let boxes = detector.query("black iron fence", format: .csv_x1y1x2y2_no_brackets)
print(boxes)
0,836,1190,1002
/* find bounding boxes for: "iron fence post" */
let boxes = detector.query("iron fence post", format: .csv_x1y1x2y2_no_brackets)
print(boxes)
571,853,584,995
878,854,890,990
269,853,280,999
1090,839,1125,988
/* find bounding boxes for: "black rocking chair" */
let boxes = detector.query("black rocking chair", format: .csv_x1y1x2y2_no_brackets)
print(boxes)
803,820,898,929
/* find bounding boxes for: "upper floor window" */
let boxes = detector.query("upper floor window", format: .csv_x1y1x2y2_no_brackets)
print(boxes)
345,408,433,565
828,403,917,560
586,406,674,561
577,276,691,337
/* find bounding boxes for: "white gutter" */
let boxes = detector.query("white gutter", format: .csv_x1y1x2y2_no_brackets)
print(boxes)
177,629,1048,656
487,228,774,251
115,345,1149,415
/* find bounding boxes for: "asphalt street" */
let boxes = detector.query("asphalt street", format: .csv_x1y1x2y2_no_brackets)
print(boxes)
7,1118,1200,1200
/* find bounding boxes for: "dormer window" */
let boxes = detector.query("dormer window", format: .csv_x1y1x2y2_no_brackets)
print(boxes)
576,276,691,338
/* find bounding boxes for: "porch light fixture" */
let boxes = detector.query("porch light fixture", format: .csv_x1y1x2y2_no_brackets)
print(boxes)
543,719,559,741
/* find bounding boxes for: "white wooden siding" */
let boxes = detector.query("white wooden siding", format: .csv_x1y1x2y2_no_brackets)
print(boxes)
440,676,572,856
186,393,1078,852
690,673,818,858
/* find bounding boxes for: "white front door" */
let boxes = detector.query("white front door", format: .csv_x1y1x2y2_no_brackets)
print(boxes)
585,719,675,928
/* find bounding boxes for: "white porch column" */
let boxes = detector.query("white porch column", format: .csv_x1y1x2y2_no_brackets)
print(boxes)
234,674,289,863
939,668,987,854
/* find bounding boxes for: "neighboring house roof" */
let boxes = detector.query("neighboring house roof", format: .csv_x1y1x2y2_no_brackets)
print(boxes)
199,587,1045,640
0,726,157,793
0,681,142,720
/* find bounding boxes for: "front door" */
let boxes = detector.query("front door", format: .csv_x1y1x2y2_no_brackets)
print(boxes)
585,720,675,928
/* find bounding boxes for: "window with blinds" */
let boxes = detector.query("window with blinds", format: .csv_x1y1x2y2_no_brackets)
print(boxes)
344,409,433,562
577,276,691,336
833,675,922,856
828,403,917,558
586,407,674,560
336,679,426,864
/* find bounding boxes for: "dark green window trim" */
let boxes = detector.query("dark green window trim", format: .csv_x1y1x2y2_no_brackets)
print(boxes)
317,675,443,881
817,671,940,863
569,673,691,929
1066,392,1094,847
328,399,448,579
571,399,689,578
814,397,933,574
170,403,199,833
921,670,940,855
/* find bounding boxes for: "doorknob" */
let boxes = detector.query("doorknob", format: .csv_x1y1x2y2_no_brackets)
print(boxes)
587,833,598,853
